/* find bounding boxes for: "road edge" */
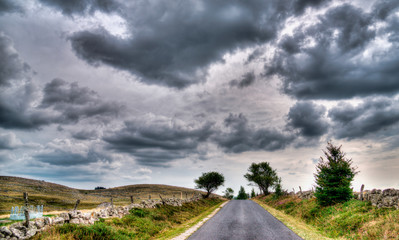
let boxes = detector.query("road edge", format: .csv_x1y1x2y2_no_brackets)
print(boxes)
171,200,229,240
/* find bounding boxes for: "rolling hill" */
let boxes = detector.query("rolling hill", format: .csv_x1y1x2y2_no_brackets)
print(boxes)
0,176,212,214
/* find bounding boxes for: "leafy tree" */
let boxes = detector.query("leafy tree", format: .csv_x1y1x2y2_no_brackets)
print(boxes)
251,188,256,198
314,141,358,206
244,162,278,195
223,187,234,200
194,171,225,198
273,177,283,199
236,186,248,200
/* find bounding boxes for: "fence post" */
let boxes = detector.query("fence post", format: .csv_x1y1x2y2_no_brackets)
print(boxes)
74,199,80,211
360,184,365,201
159,194,165,205
111,197,114,209
299,186,302,194
23,192,29,227
130,196,134,204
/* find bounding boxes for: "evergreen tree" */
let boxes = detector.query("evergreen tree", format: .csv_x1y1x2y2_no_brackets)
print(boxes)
273,177,283,199
250,188,256,198
314,142,358,206
236,186,248,200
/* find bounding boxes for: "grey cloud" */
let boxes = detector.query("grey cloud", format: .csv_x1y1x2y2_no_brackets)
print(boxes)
71,130,99,140
37,0,120,16
372,0,399,20
214,113,294,153
104,119,214,167
35,149,111,166
293,0,331,15
69,0,291,88
229,72,256,89
0,0,23,15
287,101,328,138
40,78,124,124
265,4,399,100
328,98,399,139
0,32,30,86
0,133,19,150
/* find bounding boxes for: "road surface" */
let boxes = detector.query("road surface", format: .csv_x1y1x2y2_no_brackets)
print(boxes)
188,200,302,240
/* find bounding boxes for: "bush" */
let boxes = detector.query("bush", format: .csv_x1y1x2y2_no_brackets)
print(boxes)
314,141,358,206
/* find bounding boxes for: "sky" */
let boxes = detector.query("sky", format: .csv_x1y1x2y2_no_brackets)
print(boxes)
1,0,399,195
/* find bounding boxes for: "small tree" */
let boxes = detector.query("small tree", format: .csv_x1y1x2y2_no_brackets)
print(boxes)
194,171,225,198
273,177,283,199
244,162,278,195
223,187,234,200
314,142,358,206
250,188,256,198
236,186,248,200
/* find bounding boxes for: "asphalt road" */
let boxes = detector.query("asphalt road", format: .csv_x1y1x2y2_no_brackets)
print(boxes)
188,200,303,240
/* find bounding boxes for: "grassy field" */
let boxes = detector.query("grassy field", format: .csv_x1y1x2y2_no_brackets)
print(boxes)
0,176,214,214
33,198,225,240
256,194,399,239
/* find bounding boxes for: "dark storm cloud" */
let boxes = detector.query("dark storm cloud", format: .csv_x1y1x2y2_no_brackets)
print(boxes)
71,130,99,140
0,32,30,86
372,0,399,20
266,3,399,100
0,0,23,15
328,98,399,139
229,72,256,89
293,0,331,15
37,0,120,16
104,119,214,166
34,149,111,166
40,78,124,124
287,101,328,138
0,133,18,150
214,113,294,153
69,0,293,88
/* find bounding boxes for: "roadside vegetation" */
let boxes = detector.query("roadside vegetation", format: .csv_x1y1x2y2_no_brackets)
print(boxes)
255,194,399,239
253,142,399,239
34,198,224,240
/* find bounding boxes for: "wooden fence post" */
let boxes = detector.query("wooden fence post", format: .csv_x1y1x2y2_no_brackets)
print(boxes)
360,184,365,201
130,196,134,203
23,192,30,227
111,197,113,209
299,186,302,194
74,199,80,211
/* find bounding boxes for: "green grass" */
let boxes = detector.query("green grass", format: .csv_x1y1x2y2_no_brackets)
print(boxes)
33,198,225,240
257,194,399,239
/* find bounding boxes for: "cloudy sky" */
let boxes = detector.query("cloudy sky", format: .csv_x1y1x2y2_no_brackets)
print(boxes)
1,0,399,195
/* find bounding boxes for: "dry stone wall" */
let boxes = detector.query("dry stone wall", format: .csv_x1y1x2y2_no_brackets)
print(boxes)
354,188,399,209
0,197,201,240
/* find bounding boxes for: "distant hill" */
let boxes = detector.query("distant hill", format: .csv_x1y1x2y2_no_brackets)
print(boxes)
0,176,213,213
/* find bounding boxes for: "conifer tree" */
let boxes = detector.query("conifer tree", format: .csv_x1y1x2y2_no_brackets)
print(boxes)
314,142,358,206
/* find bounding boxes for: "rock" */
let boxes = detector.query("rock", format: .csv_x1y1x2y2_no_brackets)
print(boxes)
69,218,82,224
52,217,65,225
25,227,37,239
60,212,70,221
9,227,24,239
34,218,45,229
0,226,12,236
44,217,52,226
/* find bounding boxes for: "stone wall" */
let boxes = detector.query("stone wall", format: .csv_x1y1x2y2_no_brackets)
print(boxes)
0,197,201,240
354,188,399,209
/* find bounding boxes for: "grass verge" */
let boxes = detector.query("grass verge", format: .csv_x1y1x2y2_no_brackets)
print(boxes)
253,199,337,240
33,198,225,240
255,195,399,239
